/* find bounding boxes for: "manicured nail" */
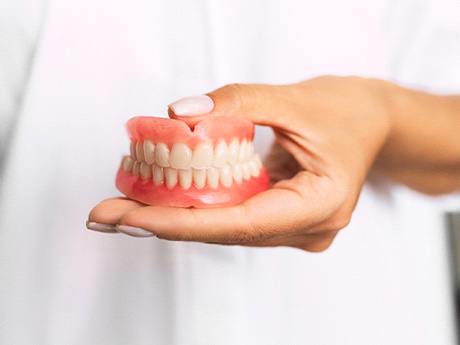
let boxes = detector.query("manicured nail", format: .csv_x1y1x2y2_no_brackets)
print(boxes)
86,221,117,233
168,95,214,116
116,225,155,237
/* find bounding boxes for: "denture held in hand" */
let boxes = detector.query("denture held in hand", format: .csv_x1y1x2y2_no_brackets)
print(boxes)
116,116,269,208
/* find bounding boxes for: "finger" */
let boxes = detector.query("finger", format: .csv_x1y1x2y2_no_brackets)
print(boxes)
88,197,144,225
118,172,339,243
168,83,295,128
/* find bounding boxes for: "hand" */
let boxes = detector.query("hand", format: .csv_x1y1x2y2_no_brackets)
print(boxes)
88,76,394,251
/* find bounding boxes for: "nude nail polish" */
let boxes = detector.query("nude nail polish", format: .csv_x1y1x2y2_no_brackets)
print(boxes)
168,95,214,116
116,225,155,237
86,221,117,233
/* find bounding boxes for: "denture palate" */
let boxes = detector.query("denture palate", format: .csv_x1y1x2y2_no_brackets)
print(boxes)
121,139,263,190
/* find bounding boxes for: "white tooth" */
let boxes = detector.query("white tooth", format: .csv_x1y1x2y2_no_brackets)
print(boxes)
220,164,233,187
132,161,140,176
228,138,240,164
191,142,213,169
207,167,219,189
155,143,170,167
242,163,251,180
130,142,137,160
213,140,228,167
122,156,134,172
165,168,178,190
232,164,243,184
238,139,248,162
140,162,151,179
143,140,155,164
136,141,144,161
246,142,254,159
254,155,263,169
249,159,260,177
153,165,164,186
170,143,192,169
193,169,206,189
179,169,192,189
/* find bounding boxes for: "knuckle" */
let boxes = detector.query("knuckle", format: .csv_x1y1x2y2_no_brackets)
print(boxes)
297,234,336,253
221,83,254,111
327,214,351,232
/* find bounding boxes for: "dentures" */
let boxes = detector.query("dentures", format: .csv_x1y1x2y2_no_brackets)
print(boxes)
116,116,269,208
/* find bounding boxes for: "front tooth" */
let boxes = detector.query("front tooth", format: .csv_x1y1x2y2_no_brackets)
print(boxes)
130,142,137,160
179,169,192,189
228,138,239,164
122,156,134,172
153,165,164,186
191,142,213,169
165,168,178,190
143,140,155,164
140,162,151,179
213,140,228,167
220,164,233,187
136,141,144,161
242,163,251,180
155,143,170,167
248,159,260,177
193,169,206,189
238,139,248,162
232,164,243,183
132,161,140,176
207,167,219,189
170,143,192,169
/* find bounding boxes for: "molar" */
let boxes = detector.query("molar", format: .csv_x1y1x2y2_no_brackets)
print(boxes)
122,156,134,172
165,168,178,190
132,161,140,176
191,142,213,169
155,143,170,167
140,162,151,180
143,140,155,164
242,162,251,180
136,141,144,161
170,143,192,169
130,142,137,160
248,159,260,177
254,155,263,170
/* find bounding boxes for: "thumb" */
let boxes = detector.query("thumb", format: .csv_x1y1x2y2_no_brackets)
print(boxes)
168,83,289,128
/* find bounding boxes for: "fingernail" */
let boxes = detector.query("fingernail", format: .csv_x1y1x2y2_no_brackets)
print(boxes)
86,221,117,233
116,225,155,237
168,95,214,116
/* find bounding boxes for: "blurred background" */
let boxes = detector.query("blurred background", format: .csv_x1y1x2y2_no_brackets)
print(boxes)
0,0,459,344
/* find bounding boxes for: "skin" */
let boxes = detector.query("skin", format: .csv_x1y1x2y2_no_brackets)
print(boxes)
88,76,460,251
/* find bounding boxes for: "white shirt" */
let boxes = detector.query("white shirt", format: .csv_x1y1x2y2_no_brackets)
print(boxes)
1,0,459,344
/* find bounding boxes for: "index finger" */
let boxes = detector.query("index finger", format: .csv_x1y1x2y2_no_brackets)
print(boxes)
118,172,337,243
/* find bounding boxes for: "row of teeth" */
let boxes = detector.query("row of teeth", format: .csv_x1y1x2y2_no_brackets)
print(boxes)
121,155,263,190
129,138,255,169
